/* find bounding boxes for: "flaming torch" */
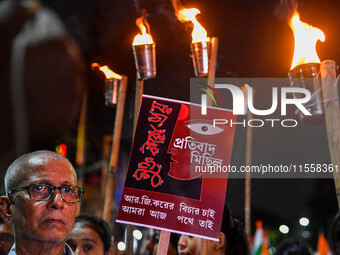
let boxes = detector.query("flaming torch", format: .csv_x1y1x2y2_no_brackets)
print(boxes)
92,63,123,106
132,14,156,80
91,63,128,222
178,8,211,77
287,10,325,124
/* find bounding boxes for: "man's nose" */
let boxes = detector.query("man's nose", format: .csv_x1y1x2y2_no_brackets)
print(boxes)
47,189,64,209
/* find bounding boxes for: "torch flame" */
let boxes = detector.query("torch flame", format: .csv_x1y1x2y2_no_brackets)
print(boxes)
132,16,154,46
177,8,209,43
92,63,122,79
289,11,325,70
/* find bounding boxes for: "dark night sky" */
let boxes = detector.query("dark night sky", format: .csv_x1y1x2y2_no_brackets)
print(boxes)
2,0,340,248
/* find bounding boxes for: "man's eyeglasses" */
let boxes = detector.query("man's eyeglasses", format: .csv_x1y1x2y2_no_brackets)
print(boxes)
7,183,85,203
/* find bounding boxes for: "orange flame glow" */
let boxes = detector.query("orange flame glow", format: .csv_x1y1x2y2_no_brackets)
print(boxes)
177,8,209,43
132,16,154,46
289,11,325,70
92,63,122,79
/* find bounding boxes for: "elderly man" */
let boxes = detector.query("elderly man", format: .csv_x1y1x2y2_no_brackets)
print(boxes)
0,150,84,255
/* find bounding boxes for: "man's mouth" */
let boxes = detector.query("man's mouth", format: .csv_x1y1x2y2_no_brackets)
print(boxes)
42,218,65,225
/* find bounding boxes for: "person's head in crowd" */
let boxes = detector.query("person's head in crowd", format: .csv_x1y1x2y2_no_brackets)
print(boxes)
146,230,158,254
146,230,160,255
0,150,84,254
0,217,13,255
178,234,201,255
210,205,249,255
178,205,249,255
67,215,113,255
331,211,340,254
144,230,178,255
276,239,313,255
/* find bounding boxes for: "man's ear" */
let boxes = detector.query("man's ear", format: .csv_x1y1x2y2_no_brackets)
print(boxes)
0,196,12,225
214,232,225,250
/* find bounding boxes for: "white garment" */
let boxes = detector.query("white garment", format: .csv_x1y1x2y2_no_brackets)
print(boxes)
8,243,74,255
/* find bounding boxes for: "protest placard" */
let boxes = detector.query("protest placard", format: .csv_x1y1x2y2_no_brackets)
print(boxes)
117,95,237,240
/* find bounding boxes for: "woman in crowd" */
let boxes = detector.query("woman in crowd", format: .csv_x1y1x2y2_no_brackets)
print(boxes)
178,205,250,255
67,215,113,255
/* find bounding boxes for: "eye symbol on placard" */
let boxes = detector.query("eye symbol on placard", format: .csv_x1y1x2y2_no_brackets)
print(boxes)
186,123,224,136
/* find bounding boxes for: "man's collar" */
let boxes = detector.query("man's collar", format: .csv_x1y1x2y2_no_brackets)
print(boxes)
8,243,74,255
8,244,15,255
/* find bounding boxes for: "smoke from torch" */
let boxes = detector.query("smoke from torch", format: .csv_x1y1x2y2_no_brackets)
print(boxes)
280,0,298,19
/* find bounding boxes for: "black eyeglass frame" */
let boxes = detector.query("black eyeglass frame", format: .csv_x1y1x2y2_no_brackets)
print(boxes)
7,183,85,203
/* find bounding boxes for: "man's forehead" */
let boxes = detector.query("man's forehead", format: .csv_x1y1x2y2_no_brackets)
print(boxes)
26,154,68,166
26,154,71,168
20,155,77,182
27,155,45,166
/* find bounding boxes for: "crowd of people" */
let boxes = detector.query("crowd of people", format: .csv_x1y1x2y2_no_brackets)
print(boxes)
0,150,339,255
